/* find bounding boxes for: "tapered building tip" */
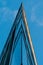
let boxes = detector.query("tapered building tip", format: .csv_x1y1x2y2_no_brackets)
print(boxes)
21,2,23,6
21,2,23,8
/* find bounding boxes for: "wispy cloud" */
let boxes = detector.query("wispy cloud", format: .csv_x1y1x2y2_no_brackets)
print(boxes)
30,2,43,26
0,0,18,24
0,0,7,6
0,7,18,24
38,20,43,26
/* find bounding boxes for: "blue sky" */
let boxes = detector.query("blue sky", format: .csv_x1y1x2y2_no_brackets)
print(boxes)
0,0,43,65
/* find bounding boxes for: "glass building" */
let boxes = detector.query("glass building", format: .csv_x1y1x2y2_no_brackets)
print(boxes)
0,3,38,65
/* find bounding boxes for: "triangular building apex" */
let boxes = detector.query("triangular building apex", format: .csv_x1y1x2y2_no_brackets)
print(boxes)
0,3,38,65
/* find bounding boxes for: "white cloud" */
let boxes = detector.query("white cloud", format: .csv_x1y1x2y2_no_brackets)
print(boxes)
38,22,43,26
30,2,43,26
0,0,7,6
0,0,18,26
37,19,43,26
0,7,18,24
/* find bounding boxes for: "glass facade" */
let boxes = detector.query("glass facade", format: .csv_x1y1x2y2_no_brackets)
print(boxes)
0,3,37,65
